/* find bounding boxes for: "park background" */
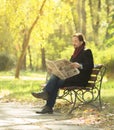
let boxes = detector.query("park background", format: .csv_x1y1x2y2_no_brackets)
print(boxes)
0,0,114,126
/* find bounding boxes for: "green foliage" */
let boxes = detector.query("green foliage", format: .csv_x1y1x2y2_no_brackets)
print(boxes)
0,53,15,71
88,43,114,78
96,46,114,74
60,46,73,59
104,8,114,46
102,79,114,89
0,0,113,78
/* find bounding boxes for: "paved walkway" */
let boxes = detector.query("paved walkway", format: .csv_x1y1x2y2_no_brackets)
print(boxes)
0,102,104,130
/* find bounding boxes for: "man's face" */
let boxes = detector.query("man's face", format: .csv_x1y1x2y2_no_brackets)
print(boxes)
72,37,82,49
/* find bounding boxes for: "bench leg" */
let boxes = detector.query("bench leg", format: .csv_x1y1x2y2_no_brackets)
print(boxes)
68,90,78,114
98,89,102,110
58,90,79,114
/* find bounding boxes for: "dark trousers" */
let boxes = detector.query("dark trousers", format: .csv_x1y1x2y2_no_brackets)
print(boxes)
44,75,65,108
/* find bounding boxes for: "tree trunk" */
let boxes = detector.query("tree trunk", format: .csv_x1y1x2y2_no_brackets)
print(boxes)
28,45,33,70
105,0,110,38
82,0,86,36
15,31,29,78
41,47,46,71
21,55,26,70
70,1,77,32
71,0,82,32
89,0,101,46
77,0,81,32
15,0,47,78
21,35,27,70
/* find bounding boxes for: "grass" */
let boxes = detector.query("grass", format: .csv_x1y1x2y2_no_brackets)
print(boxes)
0,79,41,102
101,87,114,114
102,79,114,104
0,71,46,103
0,72,113,129
0,71,114,106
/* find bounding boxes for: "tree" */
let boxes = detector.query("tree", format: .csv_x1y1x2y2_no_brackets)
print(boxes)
0,0,113,73
89,0,101,45
15,0,47,78
82,0,86,36
104,0,114,46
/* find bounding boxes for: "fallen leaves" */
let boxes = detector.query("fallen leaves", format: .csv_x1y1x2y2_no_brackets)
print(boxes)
55,102,114,129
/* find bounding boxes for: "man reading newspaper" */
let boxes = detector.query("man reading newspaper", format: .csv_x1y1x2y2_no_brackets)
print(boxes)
31,33,94,114
46,59,80,80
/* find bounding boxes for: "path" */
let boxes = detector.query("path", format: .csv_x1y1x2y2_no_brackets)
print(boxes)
0,102,105,130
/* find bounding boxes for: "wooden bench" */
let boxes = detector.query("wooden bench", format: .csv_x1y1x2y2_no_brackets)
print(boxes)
57,64,106,114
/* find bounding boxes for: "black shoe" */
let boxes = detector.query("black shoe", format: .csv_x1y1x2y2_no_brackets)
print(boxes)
36,106,53,114
31,91,49,100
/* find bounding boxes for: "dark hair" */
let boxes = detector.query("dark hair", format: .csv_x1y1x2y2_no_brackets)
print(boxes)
73,33,86,45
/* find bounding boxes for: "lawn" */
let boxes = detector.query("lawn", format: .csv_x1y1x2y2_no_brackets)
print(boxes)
0,71,46,103
0,71,114,104
0,71,113,106
0,71,114,129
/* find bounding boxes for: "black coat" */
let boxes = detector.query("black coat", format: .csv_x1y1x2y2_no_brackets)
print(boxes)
62,49,94,87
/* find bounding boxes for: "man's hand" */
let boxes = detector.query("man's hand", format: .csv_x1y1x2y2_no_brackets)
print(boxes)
71,62,82,69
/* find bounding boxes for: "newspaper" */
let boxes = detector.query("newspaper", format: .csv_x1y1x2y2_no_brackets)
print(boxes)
46,59,80,80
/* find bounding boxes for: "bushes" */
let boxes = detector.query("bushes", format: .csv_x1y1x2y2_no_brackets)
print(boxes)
0,53,15,71
88,43,114,78
97,46,114,75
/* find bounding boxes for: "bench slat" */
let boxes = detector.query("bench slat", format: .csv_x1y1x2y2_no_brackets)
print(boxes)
91,69,100,75
89,76,97,81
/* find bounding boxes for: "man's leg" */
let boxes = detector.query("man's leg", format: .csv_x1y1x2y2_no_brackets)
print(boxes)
32,75,65,114
45,77,65,109
32,75,59,100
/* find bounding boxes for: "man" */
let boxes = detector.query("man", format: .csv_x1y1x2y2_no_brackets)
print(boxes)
32,33,94,114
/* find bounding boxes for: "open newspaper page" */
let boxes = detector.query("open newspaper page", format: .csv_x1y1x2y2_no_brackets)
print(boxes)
46,59,80,80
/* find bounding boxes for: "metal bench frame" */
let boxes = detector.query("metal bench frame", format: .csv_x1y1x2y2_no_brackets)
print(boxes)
57,65,106,114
